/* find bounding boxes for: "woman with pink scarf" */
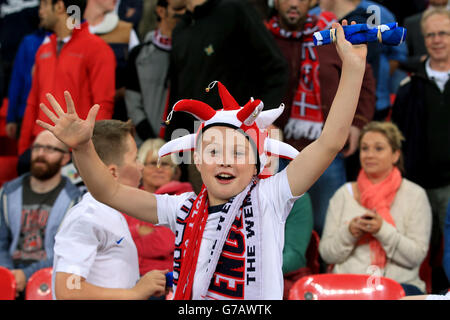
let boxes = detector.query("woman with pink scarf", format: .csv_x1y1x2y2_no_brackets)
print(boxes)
319,121,432,296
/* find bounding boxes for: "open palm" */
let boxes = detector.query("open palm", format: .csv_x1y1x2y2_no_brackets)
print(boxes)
36,91,99,150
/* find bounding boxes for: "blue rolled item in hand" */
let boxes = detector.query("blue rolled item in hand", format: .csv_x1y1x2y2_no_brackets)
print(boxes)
313,23,407,46
166,272,173,288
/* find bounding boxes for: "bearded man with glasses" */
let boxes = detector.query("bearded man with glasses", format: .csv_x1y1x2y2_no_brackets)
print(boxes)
0,130,81,299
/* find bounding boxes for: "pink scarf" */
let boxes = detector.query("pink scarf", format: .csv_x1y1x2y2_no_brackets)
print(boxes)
356,167,402,268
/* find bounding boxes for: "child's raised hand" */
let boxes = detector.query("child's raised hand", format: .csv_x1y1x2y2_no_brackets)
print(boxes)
333,20,367,69
36,91,99,150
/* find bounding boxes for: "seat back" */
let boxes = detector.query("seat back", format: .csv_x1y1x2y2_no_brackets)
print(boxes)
289,273,406,300
419,247,432,294
283,230,321,299
306,230,320,274
0,266,16,300
25,267,53,300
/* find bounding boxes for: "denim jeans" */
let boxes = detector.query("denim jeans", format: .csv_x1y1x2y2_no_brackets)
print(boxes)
308,154,347,237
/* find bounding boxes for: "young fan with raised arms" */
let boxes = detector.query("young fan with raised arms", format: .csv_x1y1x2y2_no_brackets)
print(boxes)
36,20,367,300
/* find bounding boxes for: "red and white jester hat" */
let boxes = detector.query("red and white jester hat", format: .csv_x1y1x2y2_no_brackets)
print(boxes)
158,81,299,176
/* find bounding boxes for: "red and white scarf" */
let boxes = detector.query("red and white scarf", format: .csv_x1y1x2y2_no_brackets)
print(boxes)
267,13,336,140
173,179,262,300
152,29,172,51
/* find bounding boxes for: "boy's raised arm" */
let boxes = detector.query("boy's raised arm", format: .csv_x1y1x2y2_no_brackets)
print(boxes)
286,21,367,197
36,91,159,224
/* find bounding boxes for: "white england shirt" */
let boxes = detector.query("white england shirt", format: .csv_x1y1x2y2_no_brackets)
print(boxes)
156,169,301,300
52,193,139,299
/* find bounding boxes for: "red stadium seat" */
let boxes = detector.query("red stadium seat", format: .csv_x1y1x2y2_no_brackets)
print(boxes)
283,230,321,299
419,248,432,294
0,266,16,300
306,230,320,274
25,267,53,300
0,98,8,137
289,273,406,300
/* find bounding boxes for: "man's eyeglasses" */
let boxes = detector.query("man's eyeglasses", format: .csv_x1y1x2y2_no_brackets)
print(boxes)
144,161,173,169
31,144,68,154
424,31,450,39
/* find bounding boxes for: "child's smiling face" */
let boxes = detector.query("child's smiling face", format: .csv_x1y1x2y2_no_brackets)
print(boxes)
194,126,258,206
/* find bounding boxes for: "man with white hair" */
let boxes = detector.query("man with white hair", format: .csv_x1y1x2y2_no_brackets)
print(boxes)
392,7,450,292
403,0,449,72
0,130,81,298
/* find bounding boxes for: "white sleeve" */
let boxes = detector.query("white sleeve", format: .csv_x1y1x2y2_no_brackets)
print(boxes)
425,292,450,300
258,169,302,222
155,192,196,232
53,214,103,279
128,29,140,51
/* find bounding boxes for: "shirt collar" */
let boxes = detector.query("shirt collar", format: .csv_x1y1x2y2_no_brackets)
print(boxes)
57,35,71,44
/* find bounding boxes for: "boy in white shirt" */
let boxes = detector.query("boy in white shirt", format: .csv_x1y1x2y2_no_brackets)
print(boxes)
39,20,366,300
52,120,167,299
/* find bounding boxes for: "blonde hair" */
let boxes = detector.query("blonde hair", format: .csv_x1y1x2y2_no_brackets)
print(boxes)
421,7,450,34
359,121,405,173
138,138,177,167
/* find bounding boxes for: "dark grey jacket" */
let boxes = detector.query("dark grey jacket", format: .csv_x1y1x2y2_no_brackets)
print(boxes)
165,0,288,138
392,61,450,189
402,12,428,72
125,30,170,140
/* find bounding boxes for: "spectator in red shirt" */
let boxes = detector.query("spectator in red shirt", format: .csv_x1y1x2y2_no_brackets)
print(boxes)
18,0,116,156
